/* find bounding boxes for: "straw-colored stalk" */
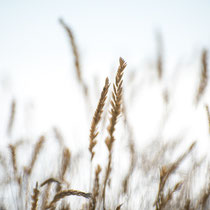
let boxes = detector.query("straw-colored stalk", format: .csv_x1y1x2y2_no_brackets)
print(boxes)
25,136,45,175
40,178,61,187
59,18,88,97
7,99,16,136
40,178,61,209
90,165,102,210
156,32,163,80
89,78,110,161
154,142,196,210
47,189,92,209
53,127,64,146
195,49,208,104
205,104,210,134
116,203,123,210
60,147,71,181
122,100,136,194
102,57,127,209
31,182,39,210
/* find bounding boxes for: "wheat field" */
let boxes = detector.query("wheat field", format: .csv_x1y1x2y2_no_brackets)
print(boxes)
0,18,210,210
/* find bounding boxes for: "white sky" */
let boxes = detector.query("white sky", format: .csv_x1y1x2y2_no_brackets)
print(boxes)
0,0,210,75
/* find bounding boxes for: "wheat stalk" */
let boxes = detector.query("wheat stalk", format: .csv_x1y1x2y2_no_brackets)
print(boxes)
25,136,45,175
89,77,110,161
59,18,89,99
90,165,102,210
122,99,136,194
7,99,16,136
102,57,127,210
31,182,39,210
195,49,208,104
156,32,163,80
154,142,196,210
47,189,92,209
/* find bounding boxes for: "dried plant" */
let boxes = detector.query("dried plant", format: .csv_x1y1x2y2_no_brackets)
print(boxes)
122,99,136,194
89,77,110,161
156,32,163,80
90,165,102,210
8,144,18,181
7,99,16,136
25,136,45,175
60,147,71,181
40,178,61,187
154,142,196,210
195,49,208,104
116,203,123,210
102,57,127,209
59,18,89,99
53,127,65,146
205,104,210,134
47,190,92,209
31,182,39,210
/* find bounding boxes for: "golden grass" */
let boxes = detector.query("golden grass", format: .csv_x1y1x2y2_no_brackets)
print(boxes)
102,57,127,209
1,20,210,210
31,182,39,210
89,77,110,161
46,189,92,209
195,49,208,104
59,18,89,98
154,142,196,210
7,99,16,136
90,165,102,210
25,136,45,175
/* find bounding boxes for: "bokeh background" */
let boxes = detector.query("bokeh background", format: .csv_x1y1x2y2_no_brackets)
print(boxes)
1,0,210,141
0,1,210,208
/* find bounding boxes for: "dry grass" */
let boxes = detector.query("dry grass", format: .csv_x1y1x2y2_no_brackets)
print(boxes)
7,99,16,136
102,57,127,209
25,136,45,176
31,182,40,210
89,77,110,161
59,18,89,99
46,189,92,209
90,165,101,210
195,49,208,104
1,20,210,210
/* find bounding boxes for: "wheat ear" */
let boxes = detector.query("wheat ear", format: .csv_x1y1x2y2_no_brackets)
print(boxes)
102,57,127,210
89,77,110,161
59,18,89,98
31,182,39,210
25,136,45,175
